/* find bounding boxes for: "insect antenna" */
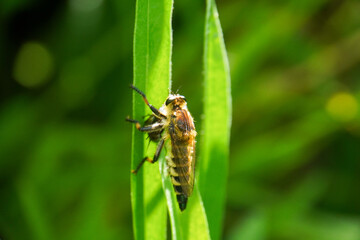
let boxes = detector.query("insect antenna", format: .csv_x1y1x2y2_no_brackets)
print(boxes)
175,86,182,94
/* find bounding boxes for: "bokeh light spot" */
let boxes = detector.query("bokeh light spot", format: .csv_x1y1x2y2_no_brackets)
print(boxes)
13,42,54,88
326,92,358,122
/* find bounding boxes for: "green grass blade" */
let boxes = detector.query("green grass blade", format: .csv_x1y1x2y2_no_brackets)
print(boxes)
131,0,173,239
159,153,210,240
199,0,232,239
132,0,211,239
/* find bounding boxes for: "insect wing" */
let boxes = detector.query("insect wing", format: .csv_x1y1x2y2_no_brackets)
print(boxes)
169,109,196,197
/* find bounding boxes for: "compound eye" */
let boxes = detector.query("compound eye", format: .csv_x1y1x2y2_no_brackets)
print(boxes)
166,98,174,106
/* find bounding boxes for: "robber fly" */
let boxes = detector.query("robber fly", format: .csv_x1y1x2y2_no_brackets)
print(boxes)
126,85,196,211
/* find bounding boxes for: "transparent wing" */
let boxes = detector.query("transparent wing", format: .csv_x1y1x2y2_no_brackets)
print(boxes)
169,109,196,197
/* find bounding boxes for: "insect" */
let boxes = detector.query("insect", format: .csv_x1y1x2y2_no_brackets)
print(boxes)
126,84,196,211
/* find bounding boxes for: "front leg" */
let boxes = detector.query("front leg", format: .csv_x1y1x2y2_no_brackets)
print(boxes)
130,84,166,119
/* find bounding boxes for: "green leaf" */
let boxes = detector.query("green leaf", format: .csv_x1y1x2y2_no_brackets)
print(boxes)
131,0,173,239
159,151,211,240
132,0,212,239
199,0,232,240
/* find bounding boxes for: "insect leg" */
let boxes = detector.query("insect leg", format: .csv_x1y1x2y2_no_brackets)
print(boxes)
126,117,164,132
151,137,165,164
130,84,166,119
131,138,165,174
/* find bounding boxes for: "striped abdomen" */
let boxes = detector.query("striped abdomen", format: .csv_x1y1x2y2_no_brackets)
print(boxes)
169,152,193,211
168,108,196,211
168,132,196,211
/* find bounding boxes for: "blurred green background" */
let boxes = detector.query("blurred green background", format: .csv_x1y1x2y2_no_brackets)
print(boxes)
1,0,360,239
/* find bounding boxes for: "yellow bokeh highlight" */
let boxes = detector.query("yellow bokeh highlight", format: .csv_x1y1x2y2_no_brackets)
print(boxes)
326,92,358,122
13,42,53,88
